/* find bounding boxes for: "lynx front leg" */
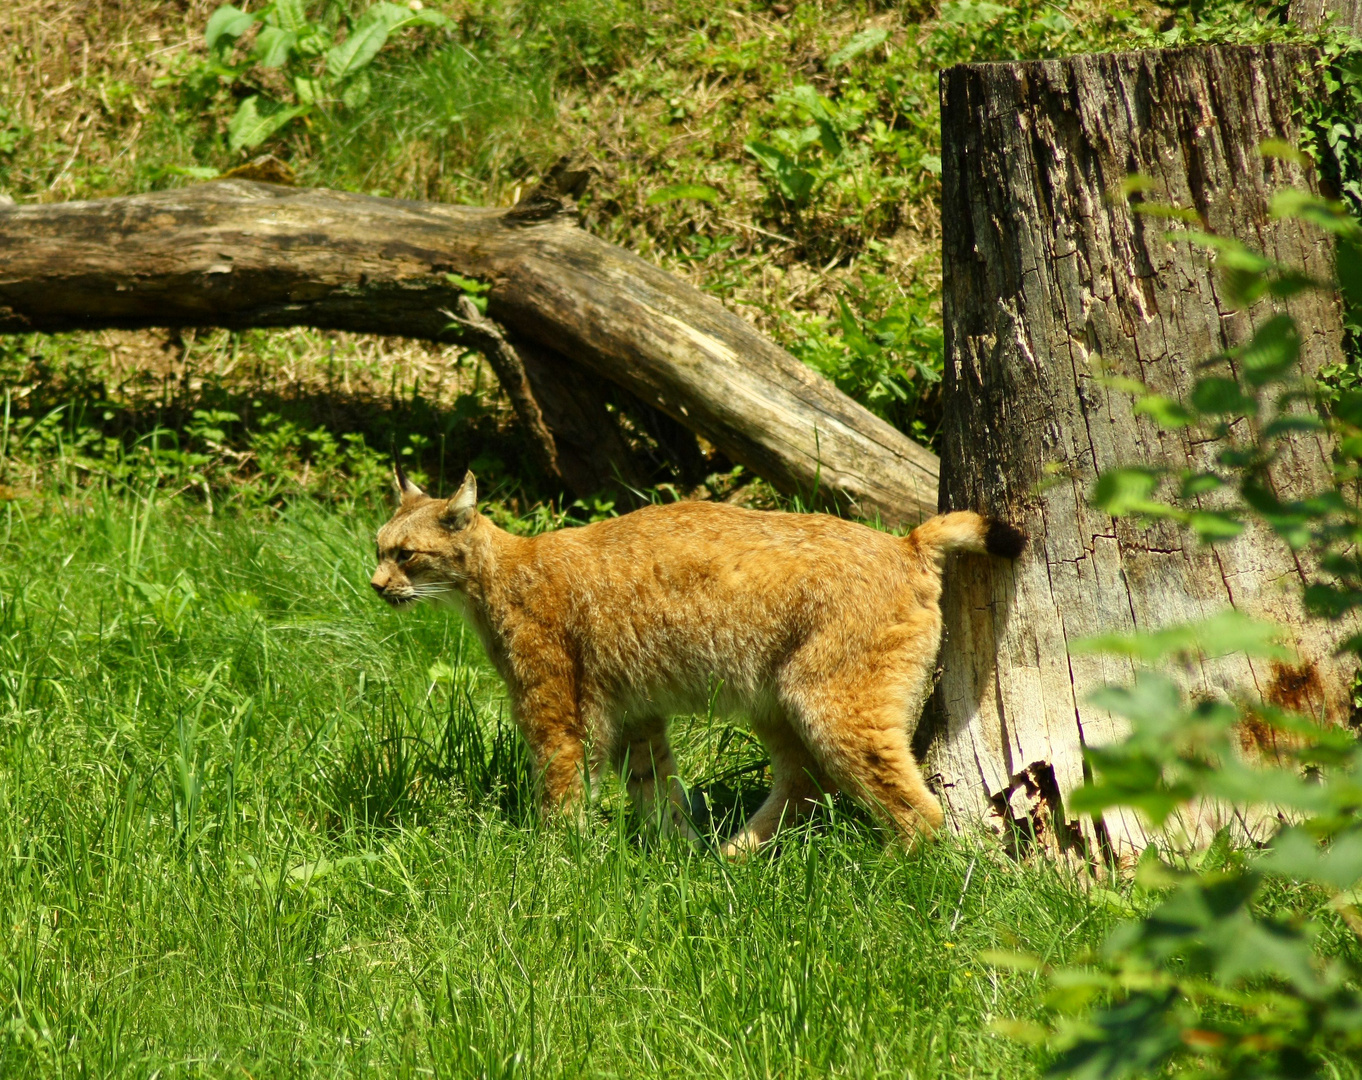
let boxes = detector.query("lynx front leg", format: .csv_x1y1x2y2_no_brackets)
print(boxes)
618,719,699,841
514,678,590,820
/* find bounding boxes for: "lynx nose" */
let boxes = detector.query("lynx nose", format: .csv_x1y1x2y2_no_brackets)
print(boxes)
371,581,386,596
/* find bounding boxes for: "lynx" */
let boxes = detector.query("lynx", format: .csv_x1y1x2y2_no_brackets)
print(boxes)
371,467,1024,853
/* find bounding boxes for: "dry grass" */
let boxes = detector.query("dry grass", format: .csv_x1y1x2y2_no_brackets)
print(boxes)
0,1,217,199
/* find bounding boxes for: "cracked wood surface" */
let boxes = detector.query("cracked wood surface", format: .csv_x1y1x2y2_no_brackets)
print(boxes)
925,44,1354,858
1289,0,1362,34
0,181,939,525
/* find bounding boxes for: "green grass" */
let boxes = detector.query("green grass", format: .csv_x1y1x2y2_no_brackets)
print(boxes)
0,491,1122,1077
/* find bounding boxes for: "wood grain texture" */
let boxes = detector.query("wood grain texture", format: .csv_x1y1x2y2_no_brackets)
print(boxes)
1289,0,1362,34
925,44,1354,858
0,181,939,525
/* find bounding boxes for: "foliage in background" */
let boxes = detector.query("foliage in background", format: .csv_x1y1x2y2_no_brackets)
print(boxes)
192,0,454,151
986,194,1362,1077
0,0,1319,498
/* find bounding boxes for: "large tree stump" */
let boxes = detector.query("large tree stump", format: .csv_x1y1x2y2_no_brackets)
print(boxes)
0,182,939,526
923,44,1353,858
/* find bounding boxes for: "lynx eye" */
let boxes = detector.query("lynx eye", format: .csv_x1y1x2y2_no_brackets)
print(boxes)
396,548,414,565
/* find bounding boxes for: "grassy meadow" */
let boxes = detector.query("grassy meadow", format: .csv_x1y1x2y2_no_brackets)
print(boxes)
3,0,1362,1076
1,490,1117,1078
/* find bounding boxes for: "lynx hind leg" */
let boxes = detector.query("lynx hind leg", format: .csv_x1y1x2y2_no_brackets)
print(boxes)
618,720,700,841
721,717,836,859
786,625,946,846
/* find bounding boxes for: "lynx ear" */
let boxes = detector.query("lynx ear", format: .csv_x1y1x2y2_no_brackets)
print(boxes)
441,470,478,530
393,455,425,504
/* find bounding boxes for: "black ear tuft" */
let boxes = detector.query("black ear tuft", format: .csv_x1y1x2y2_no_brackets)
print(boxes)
393,452,425,501
984,519,1027,559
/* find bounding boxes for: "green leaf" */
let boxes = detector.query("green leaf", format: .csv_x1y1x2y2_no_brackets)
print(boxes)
978,949,1045,972
646,183,720,205
790,85,841,155
445,273,490,296
1271,188,1359,236
828,27,888,67
339,70,372,109
293,75,324,105
1178,233,1275,307
1189,376,1254,416
1238,314,1300,388
162,165,221,180
1261,414,1324,439
1045,991,1182,1078
272,0,311,32
327,2,418,80
1266,269,1322,299
205,4,256,50
989,1018,1048,1045
1259,139,1311,167
227,96,309,151
745,140,816,204
1090,466,1164,516
1265,828,1362,889
1071,610,1291,662
1188,511,1244,541
444,273,489,313
1179,471,1224,498
252,25,298,68
1304,582,1362,619
1132,393,1192,428
1333,389,1362,428
407,9,455,29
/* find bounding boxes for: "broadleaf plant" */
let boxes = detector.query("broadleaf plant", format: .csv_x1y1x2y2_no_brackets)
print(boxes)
195,1,453,152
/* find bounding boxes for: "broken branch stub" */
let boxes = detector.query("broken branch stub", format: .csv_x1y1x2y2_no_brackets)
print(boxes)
441,296,563,485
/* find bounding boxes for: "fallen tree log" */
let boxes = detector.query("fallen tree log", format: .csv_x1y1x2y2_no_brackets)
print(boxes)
923,43,1354,860
511,336,652,499
0,181,940,526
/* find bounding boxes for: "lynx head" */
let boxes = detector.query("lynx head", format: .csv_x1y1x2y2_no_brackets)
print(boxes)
371,463,485,607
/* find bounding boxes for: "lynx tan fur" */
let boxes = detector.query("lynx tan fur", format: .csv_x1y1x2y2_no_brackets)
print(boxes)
371,468,1024,853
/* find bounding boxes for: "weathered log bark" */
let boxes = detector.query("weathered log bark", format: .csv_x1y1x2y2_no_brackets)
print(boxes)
0,181,939,525
924,44,1354,859
1289,0,1362,34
